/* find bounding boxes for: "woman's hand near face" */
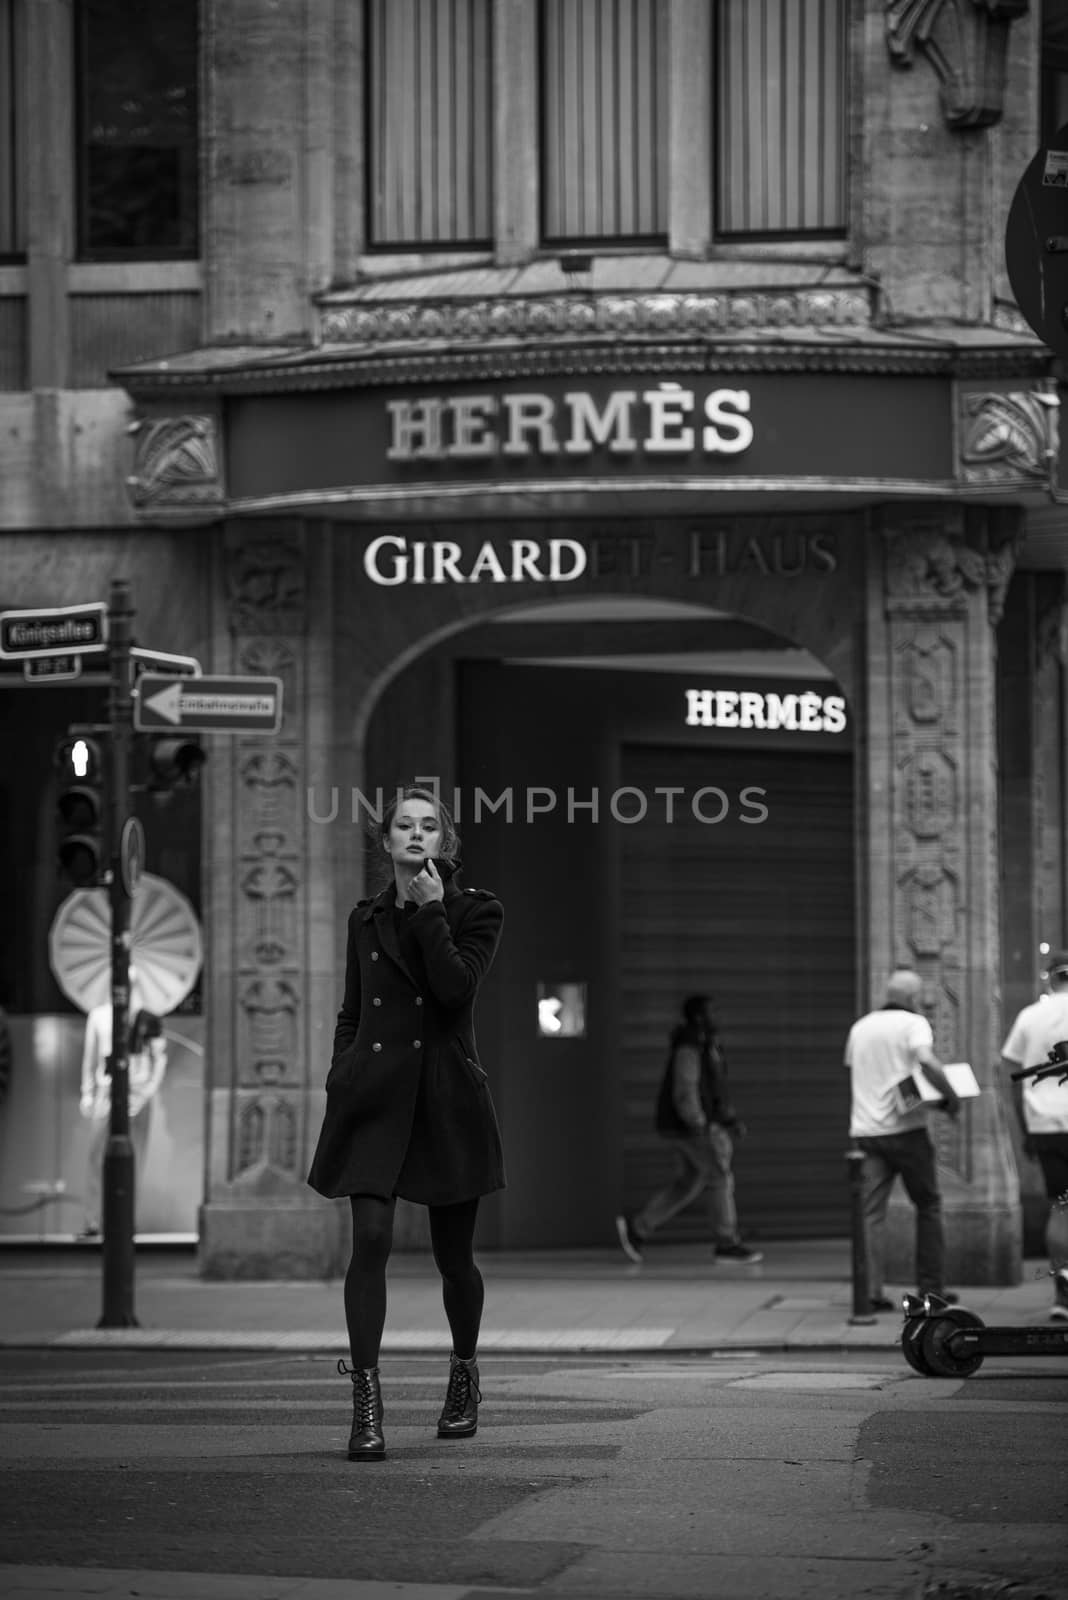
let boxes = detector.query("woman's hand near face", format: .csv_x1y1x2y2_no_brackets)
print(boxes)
408,858,445,905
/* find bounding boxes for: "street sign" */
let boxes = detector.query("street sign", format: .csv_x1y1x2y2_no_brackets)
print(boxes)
0,602,108,660
23,654,82,682
133,674,284,733
120,816,145,896
1005,120,1068,357
129,646,202,682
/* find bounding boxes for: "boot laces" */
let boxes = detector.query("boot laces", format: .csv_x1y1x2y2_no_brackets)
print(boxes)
337,1358,379,1428
443,1358,481,1417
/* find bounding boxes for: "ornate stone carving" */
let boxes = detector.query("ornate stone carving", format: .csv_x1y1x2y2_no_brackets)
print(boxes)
959,390,1059,487
885,528,1019,623
126,415,222,512
240,973,300,1084
904,749,958,837
318,287,873,349
226,542,305,635
885,0,1028,128
240,748,299,837
234,1095,299,1179
241,833,298,965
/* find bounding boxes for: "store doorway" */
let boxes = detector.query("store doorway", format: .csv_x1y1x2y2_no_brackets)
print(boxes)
618,743,855,1240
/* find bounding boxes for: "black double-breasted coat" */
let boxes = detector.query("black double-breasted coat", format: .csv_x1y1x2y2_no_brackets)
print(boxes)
307,877,506,1206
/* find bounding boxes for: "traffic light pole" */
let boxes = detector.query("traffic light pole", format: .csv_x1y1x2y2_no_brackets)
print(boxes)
98,577,138,1328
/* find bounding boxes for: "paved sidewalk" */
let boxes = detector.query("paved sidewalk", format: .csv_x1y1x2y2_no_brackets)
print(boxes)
1,1239,1059,1353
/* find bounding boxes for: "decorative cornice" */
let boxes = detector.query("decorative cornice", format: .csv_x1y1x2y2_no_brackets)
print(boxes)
958,388,1060,487
125,415,223,514
115,337,1053,400
318,287,873,348
885,0,1028,129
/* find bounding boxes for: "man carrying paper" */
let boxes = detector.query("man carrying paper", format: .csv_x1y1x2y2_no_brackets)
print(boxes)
845,969,962,1313
1001,950,1068,1323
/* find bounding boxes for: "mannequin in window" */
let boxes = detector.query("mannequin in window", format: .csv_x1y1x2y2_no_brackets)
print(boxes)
78,966,167,1238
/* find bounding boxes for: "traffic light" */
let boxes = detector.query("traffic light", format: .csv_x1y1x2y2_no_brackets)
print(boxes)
146,735,206,800
55,735,104,886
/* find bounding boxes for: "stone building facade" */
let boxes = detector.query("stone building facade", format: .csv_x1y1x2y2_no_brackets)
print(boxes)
1,1,1065,1280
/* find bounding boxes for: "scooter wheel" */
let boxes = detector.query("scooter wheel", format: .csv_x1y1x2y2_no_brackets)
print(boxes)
901,1315,936,1375
919,1308,985,1377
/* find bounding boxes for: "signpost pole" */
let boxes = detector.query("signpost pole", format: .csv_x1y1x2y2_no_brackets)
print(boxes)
99,577,138,1328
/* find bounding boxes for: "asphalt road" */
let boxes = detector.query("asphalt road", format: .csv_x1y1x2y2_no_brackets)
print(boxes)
0,1348,1066,1600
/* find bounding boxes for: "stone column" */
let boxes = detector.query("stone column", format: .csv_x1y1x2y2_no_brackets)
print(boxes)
199,523,342,1278
865,507,1023,1285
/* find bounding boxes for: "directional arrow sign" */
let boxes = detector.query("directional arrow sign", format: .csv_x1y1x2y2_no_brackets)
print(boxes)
0,602,108,659
134,674,283,733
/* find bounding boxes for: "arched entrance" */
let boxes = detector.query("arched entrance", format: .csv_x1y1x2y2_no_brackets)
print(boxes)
362,593,856,1248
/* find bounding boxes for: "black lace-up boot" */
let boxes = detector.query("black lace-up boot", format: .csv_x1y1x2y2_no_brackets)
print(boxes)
338,1359,385,1460
436,1352,481,1438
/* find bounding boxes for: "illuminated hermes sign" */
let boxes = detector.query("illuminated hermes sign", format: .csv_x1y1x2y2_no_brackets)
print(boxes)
685,687,848,733
386,383,754,462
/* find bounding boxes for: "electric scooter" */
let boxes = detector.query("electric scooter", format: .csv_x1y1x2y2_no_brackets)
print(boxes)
899,1040,1068,1378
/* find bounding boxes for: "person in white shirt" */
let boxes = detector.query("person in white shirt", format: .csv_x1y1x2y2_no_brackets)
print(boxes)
1001,950,1068,1322
845,969,961,1311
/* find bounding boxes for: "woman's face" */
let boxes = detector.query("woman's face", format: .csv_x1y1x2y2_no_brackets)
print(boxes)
386,798,442,866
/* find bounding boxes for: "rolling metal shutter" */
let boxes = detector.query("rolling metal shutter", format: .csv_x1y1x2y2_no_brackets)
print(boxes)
620,743,855,1240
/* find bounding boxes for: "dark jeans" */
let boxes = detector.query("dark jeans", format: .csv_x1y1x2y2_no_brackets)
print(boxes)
855,1129,944,1297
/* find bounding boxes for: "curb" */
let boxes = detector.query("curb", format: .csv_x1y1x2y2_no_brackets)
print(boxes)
0,1326,906,1355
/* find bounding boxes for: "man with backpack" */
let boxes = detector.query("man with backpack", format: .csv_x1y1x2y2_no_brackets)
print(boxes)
615,994,762,1265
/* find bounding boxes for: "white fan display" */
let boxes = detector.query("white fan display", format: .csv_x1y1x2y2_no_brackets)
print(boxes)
48,871,203,1016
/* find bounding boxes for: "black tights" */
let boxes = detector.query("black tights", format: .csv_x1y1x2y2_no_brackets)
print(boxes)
344,1194,484,1369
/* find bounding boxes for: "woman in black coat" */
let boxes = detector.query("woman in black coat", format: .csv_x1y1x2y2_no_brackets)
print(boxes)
307,784,505,1461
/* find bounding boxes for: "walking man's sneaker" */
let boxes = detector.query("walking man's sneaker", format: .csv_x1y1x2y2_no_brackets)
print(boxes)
615,1214,644,1263
716,1242,764,1264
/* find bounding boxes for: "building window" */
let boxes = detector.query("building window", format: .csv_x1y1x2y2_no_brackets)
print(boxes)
1042,0,1068,144
540,0,668,244
0,0,25,257
715,0,847,237
75,0,199,260
367,0,493,249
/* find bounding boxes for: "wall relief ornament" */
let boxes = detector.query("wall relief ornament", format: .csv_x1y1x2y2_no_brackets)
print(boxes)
240,973,300,1085
885,0,1028,128
885,529,1019,622
234,1095,299,1179
959,390,1059,487
225,542,306,634
126,415,222,512
318,288,872,349
904,749,958,838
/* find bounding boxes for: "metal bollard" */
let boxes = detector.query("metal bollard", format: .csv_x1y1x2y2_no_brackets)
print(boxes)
846,1148,877,1325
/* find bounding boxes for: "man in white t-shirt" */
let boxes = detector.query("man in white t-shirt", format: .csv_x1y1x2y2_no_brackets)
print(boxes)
1001,950,1068,1322
845,969,961,1311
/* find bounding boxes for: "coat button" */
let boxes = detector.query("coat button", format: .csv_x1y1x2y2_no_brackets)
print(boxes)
372,997,382,1006
415,997,423,1006
412,1039,421,1048
372,1042,382,1052
371,951,379,961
